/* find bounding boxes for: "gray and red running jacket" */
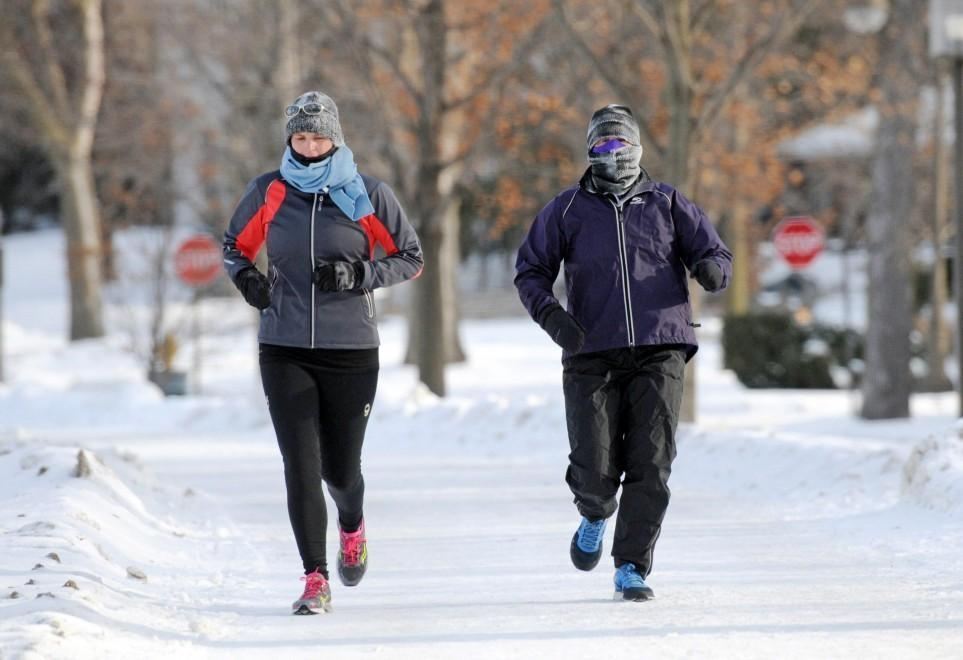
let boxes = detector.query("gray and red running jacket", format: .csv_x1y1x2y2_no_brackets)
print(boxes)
223,171,423,349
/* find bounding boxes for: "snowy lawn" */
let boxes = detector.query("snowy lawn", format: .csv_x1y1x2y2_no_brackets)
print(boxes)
1,229,962,659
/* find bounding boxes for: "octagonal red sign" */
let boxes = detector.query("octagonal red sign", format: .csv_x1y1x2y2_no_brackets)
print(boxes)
772,216,825,270
174,234,222,287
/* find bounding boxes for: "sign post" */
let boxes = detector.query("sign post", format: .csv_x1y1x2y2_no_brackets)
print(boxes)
772,216,825,270
174,234,222,394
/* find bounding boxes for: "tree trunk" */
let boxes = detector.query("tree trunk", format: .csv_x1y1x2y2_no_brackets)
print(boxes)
922,69,953,392
59,156,105,340
405,191,466,369
727,109,752,317
413,222,446,395
860,0,917,419
660,2,699,422
440,194,466,363
1,0,107,340
276,0,302,102
663,2,693,189
400,0,467,393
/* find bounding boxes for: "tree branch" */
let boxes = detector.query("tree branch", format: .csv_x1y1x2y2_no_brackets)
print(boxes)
331,0,424,108
694,1,823,139
663,1,695,92
626,0,662,38
31,0,71,118
691,0,717,34
366,37,425,108
442,15,550,113
73,0,105,158
0,49,71,149
327,0,417,198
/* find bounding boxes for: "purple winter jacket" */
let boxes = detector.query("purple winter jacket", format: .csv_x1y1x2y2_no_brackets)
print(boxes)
514,174,732,360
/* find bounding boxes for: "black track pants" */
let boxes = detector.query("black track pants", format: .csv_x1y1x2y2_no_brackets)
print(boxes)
259,344,379,577
562,345,686,576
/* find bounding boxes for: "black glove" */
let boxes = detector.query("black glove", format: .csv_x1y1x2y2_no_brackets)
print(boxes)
537,304,585,353
692,259,724,292
313,261,365,292
236,267,271,310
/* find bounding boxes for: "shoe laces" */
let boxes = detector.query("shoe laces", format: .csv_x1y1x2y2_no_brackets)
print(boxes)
300,570,328,599
618,564,644,586
577,518,606,551
340,523,366,566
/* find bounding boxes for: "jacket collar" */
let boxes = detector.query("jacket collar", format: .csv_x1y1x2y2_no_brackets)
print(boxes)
578,168,656,201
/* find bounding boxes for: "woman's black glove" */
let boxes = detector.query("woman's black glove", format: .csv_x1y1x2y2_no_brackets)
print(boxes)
314,261,365,292
236,267,271,310
692,259,724,292
537,303,585,353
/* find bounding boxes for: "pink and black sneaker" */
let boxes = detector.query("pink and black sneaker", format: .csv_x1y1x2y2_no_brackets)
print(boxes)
337,518,368,587
292,569,332,615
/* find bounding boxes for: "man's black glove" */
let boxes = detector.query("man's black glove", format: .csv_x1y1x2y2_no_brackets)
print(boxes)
314,261,365,292
537,303,585,353
236,267,271,310
692,259,724,292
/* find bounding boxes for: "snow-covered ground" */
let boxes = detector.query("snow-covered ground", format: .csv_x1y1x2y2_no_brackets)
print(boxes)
1,229,962,660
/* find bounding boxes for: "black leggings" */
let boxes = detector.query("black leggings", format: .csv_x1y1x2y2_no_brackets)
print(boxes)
259,344,379,577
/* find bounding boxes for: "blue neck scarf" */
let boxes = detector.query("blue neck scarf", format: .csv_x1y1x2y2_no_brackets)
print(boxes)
279,145,374,221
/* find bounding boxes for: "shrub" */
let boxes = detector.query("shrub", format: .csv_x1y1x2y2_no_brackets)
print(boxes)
721,311,860,389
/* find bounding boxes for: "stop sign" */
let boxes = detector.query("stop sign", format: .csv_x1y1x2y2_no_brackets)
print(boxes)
772,216,825,269
174,234,222,287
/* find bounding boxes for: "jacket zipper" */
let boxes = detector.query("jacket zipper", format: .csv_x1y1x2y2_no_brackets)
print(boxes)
609,198,636,346
309,193,322,348
362,289,374,319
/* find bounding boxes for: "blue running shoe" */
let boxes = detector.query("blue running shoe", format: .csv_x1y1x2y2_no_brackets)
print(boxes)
614,563,654,601
570,517,607,571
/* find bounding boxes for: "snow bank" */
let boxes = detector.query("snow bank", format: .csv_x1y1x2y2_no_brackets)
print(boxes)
0,441,210,659
902,428,963,513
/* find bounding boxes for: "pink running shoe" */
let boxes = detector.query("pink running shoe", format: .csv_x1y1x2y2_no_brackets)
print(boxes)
337,518,368,587
292,569,332,615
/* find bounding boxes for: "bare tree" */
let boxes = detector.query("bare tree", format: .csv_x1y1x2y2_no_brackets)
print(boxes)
328,0,549,396
860,0,924,418
1,0,106,339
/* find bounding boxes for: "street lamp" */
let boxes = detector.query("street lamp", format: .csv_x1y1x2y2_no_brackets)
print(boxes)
931,0,963,415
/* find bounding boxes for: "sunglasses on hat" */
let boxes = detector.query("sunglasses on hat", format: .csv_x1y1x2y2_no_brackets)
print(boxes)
284,102,329,118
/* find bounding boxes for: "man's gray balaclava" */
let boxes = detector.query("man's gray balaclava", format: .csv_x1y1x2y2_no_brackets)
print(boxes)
285,91,345,146
586,104,643,195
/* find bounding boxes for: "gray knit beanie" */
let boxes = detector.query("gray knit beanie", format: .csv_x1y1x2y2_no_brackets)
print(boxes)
586,104,641,149
586,105,643,195
284,91,344,146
